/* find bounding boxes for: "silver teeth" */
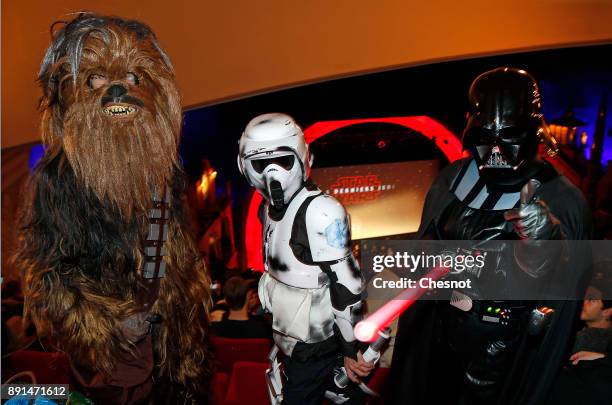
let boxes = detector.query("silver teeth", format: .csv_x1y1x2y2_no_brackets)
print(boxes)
103,105,136,116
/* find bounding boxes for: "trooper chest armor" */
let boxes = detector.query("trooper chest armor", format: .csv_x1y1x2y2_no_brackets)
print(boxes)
262,186,351,289
258,185,360,355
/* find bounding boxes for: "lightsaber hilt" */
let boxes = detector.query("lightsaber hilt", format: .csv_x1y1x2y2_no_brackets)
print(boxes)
334,327,391,389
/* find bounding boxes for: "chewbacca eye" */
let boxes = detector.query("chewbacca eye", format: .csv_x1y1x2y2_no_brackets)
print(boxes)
88,74,108,90
126,72,139,85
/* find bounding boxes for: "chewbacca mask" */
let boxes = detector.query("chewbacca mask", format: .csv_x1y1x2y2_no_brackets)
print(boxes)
15,13,211,402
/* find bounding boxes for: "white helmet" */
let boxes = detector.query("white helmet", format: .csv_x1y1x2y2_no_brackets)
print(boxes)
238,113,312,207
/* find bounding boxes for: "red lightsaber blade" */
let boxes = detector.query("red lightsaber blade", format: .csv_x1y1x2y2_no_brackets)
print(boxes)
354,265,450,342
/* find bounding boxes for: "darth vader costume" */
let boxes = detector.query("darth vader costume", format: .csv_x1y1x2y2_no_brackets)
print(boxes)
389,68,592,405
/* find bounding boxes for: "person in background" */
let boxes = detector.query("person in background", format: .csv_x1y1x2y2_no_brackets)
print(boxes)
547,263,612,405
209,279,228,322
572,268,612,362
210,268,241,322
243,272,267,318
211,275,272,339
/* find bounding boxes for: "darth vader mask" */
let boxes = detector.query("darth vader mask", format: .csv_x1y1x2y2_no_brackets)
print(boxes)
463,68,557,188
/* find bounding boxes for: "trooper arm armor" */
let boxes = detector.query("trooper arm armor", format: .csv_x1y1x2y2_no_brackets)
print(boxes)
306,195,365,359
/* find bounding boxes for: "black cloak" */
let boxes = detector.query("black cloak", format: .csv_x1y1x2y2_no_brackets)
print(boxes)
388,157,593,405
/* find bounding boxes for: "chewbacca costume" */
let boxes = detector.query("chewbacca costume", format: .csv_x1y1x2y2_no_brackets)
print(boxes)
14,14,211,404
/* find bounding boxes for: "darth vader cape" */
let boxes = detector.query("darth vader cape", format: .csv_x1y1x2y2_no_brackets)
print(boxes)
388,157,592,405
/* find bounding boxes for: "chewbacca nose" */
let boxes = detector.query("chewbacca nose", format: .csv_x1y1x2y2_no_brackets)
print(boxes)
106,84,128,100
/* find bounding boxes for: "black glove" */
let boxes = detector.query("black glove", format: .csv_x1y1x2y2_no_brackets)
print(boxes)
504,180,564,278
503,180,562,240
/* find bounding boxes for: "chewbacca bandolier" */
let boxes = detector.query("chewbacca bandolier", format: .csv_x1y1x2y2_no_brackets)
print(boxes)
14,13,211,404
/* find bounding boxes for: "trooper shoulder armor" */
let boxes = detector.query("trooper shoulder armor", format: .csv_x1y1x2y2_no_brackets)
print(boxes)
305,194,351,262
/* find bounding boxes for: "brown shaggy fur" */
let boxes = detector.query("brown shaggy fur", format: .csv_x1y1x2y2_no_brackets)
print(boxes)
14,13,211,401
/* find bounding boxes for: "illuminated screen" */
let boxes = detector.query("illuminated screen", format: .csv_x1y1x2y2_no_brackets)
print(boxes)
311,160,440,239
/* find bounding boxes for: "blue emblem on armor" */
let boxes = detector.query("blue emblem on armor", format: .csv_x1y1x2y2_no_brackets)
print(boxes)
325,218,348,249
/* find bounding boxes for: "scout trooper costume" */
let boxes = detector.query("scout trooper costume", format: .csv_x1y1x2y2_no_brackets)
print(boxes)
238,113,365,403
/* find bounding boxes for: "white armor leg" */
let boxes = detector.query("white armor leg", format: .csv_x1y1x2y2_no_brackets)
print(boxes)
265,345,283,405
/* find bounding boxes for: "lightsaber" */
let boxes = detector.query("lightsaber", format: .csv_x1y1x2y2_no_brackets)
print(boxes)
354,265,450,342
